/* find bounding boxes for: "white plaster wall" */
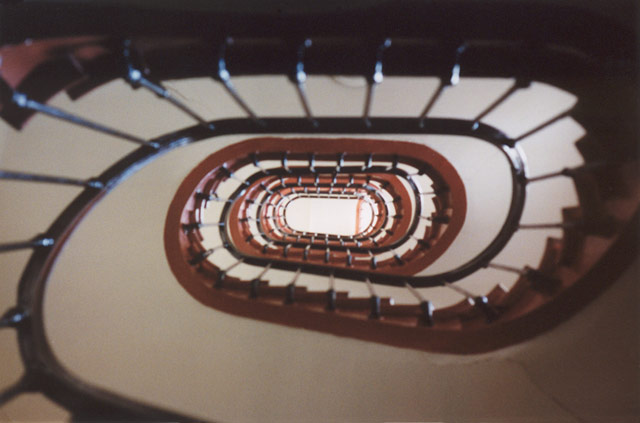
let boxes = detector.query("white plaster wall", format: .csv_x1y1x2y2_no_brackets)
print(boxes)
286,198,361,236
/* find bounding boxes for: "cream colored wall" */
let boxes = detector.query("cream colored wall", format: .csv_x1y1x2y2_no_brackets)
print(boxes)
0,75,636,422
286,198,361,236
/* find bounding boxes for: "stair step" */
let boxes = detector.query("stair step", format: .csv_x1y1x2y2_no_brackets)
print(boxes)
539,236,563,273
571,170,615,236
559,207,585,266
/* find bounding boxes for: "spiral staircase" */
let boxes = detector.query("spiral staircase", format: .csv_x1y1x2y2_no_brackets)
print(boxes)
0,1,638,421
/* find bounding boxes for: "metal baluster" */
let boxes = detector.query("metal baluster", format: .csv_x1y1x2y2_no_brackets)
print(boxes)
364,278,381,319
216,37,262,124
420,215,450,223
390,155,399,170
525,163,606,184
419,43,466,127
291,39,318,127
306,153,316,174
194,222,226,228
444,281,476,299
182,222,203,232
526,169,569,183
418,82,445,127
363,38,391,127
410,234,431,248
471,79,530,130
487,262,526,275
124,40,214,130
303,244,311,260
262,241,274,254
326,272,337,311
251,153,270,175
449,44,466,86
390,247,404,265
282,152,292,174
11,91,157,148
215,258,244,288
0,235,54,253
368,250,377,269
221,164,251,186
518,221,580,230
404,282,434,326
189,244,225,265
0,306,28,329
0,170,103,189
363,154,373,171
512,110,571,144
249,263,272,298
239,217,261,223
195,192,233,203
336,152,345,172
444,282,497,322
284,268,302,304
257,182,273,194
